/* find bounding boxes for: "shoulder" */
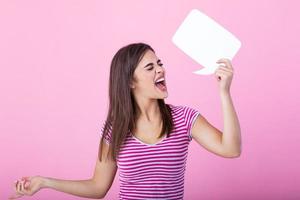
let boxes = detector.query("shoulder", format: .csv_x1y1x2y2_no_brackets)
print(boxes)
166,103,184,113
167,103,200,117
167,103,201,141
100,121,113,144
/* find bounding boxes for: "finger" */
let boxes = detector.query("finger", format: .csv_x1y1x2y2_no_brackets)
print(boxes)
216,59,233,69
20,181,29,195
216,58,231,64
216,68,232,75
215,70,226,76
214,71,224,80
216,68,232,76
17,181,25,195
13,180,18,193
11,181,22,199
216,62,232,70
8,195,18,200
20,181,25,191
8,194,22,200
24,180,31,190
20,182,30,196
16,181,20,193
10,181,21,199
18,181,21,191
218,71,231,79
217,66,234,73
215,71,228,80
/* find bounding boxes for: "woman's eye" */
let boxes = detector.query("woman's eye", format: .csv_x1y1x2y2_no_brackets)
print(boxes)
147,63,163,71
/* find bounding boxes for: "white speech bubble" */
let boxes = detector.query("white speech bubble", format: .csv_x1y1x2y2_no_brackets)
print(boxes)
172,9,242,75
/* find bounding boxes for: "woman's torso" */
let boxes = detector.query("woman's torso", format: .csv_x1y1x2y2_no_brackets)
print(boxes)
115,104,200,200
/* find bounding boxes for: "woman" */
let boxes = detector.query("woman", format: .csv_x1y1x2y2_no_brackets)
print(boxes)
10,43,241,199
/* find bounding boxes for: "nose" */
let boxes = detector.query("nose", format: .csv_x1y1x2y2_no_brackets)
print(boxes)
155,64,164,73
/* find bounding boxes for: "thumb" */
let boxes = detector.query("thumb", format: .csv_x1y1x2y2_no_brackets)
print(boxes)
24,180,31,189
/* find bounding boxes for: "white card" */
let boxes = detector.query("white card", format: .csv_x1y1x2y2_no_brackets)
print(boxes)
172,9,241,75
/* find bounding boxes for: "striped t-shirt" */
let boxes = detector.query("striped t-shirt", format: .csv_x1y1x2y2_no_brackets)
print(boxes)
100,104,201,200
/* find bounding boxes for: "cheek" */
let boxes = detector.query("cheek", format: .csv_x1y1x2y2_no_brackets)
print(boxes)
140,73,154,85
140,79,154,89
137,80,155,92
133,71,155,89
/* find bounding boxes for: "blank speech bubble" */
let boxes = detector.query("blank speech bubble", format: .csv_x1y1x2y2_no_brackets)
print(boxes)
172,9,242,75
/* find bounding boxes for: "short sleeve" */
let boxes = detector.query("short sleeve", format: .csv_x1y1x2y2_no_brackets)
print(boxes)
183,106,201,141
100,121,112,144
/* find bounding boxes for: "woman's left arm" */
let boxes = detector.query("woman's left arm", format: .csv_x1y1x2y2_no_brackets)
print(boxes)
191,58,241,158
219,90,242,156
216,58,241,156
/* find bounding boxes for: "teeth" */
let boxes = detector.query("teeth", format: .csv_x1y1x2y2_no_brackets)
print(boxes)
155,78,164,83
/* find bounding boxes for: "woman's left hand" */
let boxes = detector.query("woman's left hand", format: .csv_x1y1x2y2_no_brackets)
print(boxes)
214,58,234,94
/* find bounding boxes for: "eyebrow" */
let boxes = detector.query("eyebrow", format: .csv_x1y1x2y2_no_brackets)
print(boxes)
144,59,162,68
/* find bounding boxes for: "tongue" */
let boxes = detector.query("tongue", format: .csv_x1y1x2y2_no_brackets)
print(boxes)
156,82,166,91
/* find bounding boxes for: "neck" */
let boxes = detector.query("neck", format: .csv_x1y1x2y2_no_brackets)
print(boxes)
134,97,161,122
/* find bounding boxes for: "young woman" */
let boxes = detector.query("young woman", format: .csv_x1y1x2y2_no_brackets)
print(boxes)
10,43,241,199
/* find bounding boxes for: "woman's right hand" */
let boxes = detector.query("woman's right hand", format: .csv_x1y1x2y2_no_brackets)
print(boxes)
9,176,44,199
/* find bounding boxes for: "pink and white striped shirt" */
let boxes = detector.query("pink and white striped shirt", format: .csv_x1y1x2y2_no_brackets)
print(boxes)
100,104,200,200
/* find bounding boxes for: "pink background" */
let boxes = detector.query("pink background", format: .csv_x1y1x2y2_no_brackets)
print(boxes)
1,0,299,199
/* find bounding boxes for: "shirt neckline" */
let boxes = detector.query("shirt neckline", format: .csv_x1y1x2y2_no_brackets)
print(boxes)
131,132,167,146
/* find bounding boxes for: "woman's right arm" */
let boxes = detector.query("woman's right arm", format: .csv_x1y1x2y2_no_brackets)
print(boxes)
10,142,117,199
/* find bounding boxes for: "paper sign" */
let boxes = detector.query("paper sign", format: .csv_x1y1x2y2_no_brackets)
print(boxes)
172,9,242,75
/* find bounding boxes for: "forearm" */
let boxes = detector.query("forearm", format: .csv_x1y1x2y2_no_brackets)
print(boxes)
41,177,104,199
220,91,242,156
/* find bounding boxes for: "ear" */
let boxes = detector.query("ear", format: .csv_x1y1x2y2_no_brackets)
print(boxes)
130,80,135,89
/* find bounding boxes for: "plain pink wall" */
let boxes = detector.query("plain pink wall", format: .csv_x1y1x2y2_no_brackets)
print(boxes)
1,0,299,199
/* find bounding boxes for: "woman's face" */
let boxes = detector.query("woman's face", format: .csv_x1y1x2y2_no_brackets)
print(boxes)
130,50,168,100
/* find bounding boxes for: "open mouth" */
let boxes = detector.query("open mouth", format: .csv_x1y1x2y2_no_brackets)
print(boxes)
155,80,167,91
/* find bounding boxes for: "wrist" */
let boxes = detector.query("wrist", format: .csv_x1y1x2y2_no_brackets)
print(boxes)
40,176,50,188
220,90,230,97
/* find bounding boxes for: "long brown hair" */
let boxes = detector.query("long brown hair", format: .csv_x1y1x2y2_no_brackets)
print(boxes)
99,43,174,161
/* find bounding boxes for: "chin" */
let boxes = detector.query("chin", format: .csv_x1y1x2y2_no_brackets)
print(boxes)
158,93,168,99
